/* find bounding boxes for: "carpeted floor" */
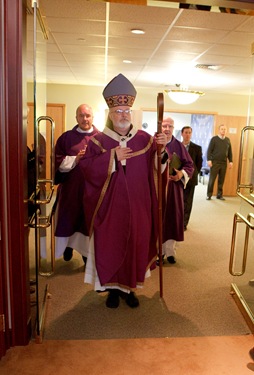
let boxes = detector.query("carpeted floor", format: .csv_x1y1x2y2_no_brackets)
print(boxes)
29,183,251,340
2,183,254,374
1,335,254,375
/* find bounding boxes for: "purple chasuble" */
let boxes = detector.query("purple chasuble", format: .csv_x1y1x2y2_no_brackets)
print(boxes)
80,128,159,290
54,125,99,237
162,136,194,242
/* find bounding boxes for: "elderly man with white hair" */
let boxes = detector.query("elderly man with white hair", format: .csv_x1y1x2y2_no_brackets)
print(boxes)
80,74,167,309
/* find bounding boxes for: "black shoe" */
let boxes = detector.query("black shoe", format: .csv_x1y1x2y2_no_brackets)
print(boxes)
249,347,254,361
106,290,120,308
156,254,165,266
206,196,211,200
184,225,187,231
167,256,176,264
126,292,139,308
217,196,225,200
63,247,73,261
82,256,87,265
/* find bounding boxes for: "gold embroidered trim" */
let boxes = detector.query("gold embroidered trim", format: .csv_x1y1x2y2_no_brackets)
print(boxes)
89,148,115,237
105,94,135,108
130,136,153,158
147,255,158,271
90,137,107,153
89,136,157,237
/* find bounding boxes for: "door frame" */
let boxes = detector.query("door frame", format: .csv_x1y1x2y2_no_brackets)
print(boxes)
0,0,31,359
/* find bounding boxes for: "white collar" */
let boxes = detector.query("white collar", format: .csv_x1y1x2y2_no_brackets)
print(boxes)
76,125,94,133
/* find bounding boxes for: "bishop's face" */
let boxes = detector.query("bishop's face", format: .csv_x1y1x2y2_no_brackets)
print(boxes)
109,106,132,134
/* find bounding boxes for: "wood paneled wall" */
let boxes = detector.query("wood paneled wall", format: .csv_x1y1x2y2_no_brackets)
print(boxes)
27,103,65,182
213,115,247,196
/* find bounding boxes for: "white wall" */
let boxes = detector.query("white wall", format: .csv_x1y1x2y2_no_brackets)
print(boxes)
27,82,250,132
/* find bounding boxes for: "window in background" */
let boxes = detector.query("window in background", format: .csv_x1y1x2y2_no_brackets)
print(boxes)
142,111,214,168
191,114,214,168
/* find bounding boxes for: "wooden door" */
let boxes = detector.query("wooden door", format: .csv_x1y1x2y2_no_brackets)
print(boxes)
213,115,247,196
0,0,30,355
0,200,5,358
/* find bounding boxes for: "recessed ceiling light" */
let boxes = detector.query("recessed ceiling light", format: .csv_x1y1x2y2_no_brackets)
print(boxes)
123,60,132,64
195,64,221,70
131,29,145,35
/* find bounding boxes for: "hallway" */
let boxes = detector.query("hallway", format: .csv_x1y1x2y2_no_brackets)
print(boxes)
1,183,254,374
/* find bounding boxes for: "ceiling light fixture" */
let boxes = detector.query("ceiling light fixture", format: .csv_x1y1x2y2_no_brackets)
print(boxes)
131,29,145,34
195,64,221,71
165,85,205,105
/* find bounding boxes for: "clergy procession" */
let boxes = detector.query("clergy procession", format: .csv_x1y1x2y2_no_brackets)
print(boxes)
53,73,194,309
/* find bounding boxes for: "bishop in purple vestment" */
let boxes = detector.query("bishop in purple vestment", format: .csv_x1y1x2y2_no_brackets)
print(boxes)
80,74,167,309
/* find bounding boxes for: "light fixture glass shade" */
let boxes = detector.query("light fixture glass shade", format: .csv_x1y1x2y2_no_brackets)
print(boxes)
165,89,205,105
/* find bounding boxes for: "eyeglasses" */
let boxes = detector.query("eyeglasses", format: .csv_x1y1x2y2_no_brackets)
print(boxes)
112,109,132,115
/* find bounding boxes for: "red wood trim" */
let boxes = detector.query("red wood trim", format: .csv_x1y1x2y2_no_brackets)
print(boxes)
0,0,31,356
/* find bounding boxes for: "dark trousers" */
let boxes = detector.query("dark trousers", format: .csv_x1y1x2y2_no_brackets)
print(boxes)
207,161,227,198
183,184,195,227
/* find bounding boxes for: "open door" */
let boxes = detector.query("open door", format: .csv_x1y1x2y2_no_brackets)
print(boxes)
26,0,66,340
229,43,254,332
0,0,31,358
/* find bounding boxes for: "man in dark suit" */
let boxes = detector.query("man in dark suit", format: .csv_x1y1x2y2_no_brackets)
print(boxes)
181,126,203,230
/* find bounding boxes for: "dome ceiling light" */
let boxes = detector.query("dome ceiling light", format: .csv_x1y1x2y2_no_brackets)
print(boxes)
165,84,205,105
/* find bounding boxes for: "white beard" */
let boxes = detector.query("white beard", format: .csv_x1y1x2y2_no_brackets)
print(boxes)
115,119,131,130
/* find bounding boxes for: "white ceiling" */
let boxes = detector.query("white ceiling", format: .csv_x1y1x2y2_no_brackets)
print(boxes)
26,0,254,96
